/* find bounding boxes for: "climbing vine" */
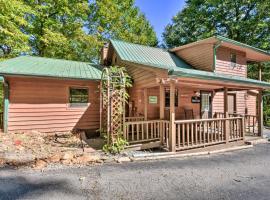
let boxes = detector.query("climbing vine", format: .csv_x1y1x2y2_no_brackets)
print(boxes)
100,66,132,154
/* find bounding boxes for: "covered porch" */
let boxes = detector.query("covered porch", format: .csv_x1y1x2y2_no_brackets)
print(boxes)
124,77,263,152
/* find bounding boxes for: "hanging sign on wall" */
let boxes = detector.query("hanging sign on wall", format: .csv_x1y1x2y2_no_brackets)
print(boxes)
149,96,158,104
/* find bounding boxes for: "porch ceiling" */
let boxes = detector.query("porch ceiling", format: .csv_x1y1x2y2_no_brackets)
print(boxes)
176,77,265,90
158,77,265,91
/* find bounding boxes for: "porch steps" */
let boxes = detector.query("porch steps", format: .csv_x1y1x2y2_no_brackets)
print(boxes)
130,143,253,161
126,141,161,151
245,138,269,145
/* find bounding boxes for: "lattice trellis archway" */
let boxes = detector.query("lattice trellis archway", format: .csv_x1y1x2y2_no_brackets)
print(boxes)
100,67,126,145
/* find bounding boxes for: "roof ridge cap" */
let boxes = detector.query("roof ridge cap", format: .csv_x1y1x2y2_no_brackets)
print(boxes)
110,39,168,52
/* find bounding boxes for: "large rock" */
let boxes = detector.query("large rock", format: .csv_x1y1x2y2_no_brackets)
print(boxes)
116,157,131,163
61,152,74,160
33,159,47,170
74,154,101,164
0,158,5,166
48,154,62,163
61,159,71,165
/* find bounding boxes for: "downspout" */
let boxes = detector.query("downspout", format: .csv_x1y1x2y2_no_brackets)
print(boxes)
213,41,222,72
2,77,9,133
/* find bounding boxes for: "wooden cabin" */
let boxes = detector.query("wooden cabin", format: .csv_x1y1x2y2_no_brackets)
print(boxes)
103,36,270,151
0,56,102,134
0,36,270,152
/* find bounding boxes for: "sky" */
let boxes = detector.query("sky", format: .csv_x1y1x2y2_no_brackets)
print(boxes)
135,0,186,42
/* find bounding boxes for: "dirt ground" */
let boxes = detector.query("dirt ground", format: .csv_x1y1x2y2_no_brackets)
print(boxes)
0,131,103,169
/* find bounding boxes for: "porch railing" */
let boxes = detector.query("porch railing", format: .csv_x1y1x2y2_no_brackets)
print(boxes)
245,114,258,135
172,117,244,151
214,112,258,136
125,116,145,122
124,116,245,151
124,120,169,144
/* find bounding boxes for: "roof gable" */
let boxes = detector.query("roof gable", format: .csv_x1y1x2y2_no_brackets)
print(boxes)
170,35,270,62
0,56,102,80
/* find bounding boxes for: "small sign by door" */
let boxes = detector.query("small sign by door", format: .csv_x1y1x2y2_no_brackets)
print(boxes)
149,96,157,104
191,96,200,103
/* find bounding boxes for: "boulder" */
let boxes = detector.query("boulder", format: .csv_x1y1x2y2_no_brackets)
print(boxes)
61,159,71,165
74,154,101,164
0,158,5,166
116,157,131,163
61,152,74,160
48,154,62,163
33,159,47,170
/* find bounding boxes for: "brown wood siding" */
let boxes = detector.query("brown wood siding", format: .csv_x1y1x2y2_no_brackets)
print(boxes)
7,77,100,133
212,91,246,115
129,86,200,120
117,60,168,88
216,46,247,77
246,94,257,116
174,44,213,71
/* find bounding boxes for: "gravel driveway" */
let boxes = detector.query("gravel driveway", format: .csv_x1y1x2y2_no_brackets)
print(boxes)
1,143,270,200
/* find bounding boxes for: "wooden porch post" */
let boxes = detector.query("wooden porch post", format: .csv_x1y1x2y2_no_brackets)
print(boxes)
258,90,263,137
159,84,165,119
144,88,148,120
224,87,229,144
169,81,176,152
159,84,165,145
258,63,262,81
224,87,228,116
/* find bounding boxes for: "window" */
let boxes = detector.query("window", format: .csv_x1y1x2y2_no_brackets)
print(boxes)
69,88,88,107
165,88,178,107
230,53,237,67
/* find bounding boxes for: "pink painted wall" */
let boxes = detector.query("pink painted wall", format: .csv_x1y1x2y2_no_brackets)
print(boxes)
7,77,100,133
215,46,247,77
212,46,256,115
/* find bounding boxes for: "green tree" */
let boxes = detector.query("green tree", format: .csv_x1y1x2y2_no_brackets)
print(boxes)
24,0,101,62
163,0,270,49
0,0,32,58
162,0,270,81
163,0,270,123
88,0,158,46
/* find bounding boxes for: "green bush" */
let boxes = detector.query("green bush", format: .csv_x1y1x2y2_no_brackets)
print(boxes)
103,136,128,154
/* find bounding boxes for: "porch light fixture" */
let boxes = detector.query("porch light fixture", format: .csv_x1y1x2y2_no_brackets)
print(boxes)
194,91,200,97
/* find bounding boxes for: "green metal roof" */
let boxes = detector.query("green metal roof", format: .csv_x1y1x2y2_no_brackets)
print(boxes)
215,35,270,56
110,39,192,70
171,67,270,88
110,39,270,88
0,56,102,80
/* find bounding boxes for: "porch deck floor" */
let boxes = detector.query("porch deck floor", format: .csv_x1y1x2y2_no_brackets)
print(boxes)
174,141,246,154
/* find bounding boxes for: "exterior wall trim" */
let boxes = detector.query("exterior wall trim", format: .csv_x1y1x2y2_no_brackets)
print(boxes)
213,41,222,72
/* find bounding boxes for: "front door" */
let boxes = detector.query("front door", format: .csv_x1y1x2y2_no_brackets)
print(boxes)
228,94,236,113
201,91,212,119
